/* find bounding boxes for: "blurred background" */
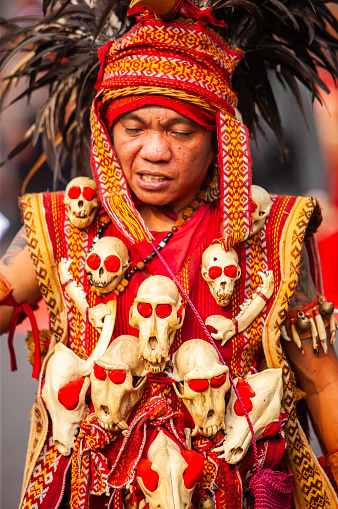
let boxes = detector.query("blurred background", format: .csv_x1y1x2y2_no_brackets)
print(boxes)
0,1,338,508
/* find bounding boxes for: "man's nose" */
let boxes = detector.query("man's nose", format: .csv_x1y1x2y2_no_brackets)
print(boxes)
139,133,171,162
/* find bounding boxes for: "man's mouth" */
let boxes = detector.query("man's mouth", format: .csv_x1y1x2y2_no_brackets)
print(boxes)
140,174,166,182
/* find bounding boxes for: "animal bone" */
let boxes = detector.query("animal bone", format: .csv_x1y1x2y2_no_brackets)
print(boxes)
206,271,274,345
214,368,283,464
41,343,90,456
173,339,230,437
90,335,147,431
136,430,204,509
201,244,241,306
129,275,185,373
64,176,99,228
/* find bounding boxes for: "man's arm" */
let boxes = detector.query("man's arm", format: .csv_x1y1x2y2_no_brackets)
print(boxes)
0,226,42,334
282,247,338,456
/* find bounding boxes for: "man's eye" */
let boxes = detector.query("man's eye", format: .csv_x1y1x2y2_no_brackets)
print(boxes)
125,127,142,134
172,131,192,138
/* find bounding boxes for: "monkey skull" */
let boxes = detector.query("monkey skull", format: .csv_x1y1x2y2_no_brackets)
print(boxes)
64,177,99,228
250,185,271,237
90,335,147,431
173,339,230,437
201,244,241,306
129,275,185,373
85,236,129,296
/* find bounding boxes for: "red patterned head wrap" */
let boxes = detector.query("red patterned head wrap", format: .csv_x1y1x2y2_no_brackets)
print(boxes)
90,2,253,247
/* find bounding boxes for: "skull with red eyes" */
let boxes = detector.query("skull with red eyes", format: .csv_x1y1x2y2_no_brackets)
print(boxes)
90,335,147,431
173,339,230,437
64,177,99,228
201,244,241,306
85,236,129,296
129,275,185,373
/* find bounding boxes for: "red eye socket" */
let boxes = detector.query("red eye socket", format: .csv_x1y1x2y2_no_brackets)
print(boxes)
93,364,107,380
137,302,153,318
188,379,209,392
156,304,172,319
58,377,85,410
108,370,126,384
104,255,120,272
224,265,238,278
68,186,81,199
87,252,101,270
208,266,222,279
211,373,227,388
83,186,96,201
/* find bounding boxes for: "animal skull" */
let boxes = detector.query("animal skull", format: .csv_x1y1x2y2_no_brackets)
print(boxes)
250,185,271,237
173,339,230,437
90,335,147,431
136,430,204,509
129,275,185,373
64,177,99,228
201,244,241,306
85,236,129,296
41,343,90,456
214,368,283,464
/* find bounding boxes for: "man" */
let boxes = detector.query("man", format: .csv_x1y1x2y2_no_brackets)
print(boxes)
1,1,338,508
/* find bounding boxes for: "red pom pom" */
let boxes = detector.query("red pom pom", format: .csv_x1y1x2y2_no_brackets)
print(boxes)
93,364,107,380
108,369,126,384
156,304,172,318
137,459,159,492
104,255,121,272
83,186,97,201
262,415,282,437
58,377,85,410
208,266,222,279
224,264,238,278
137,302,152,318
68,186,81,199
188,379,209,393
211,373,227,388
87,252,101,270
182,449,204,488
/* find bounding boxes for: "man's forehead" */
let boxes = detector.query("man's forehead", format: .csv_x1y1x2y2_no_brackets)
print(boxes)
117,106,198,127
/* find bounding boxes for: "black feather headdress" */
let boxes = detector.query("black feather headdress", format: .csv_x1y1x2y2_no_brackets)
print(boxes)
1,0,338,186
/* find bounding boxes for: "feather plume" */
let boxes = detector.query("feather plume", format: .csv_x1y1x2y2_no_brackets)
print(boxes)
0,0,338,183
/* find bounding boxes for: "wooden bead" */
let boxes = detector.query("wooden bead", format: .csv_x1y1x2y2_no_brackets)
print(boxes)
183,207,193,218
117,284,125,293
120,278,129,287
176,217,185,227
190,200,200,210
146,255,153,262
171,225,178,232
114,289,120,296
136,261,146,270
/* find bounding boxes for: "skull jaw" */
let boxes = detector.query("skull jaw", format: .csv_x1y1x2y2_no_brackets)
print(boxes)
89,274,121,295
51,414,86,456
215,292,231,307
208,282,234,307
139,333,173,373
66,205,97,228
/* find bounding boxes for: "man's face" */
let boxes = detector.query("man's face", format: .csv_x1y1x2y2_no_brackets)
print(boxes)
112,106,215,212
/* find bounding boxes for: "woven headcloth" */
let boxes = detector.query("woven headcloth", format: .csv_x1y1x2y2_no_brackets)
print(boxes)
90,1,252,247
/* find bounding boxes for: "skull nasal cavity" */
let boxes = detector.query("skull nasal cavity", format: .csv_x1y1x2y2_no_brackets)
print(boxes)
101,405,110,415
104,255,120,272
149,337,158,350
87,253,101,270
207,409,215,418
